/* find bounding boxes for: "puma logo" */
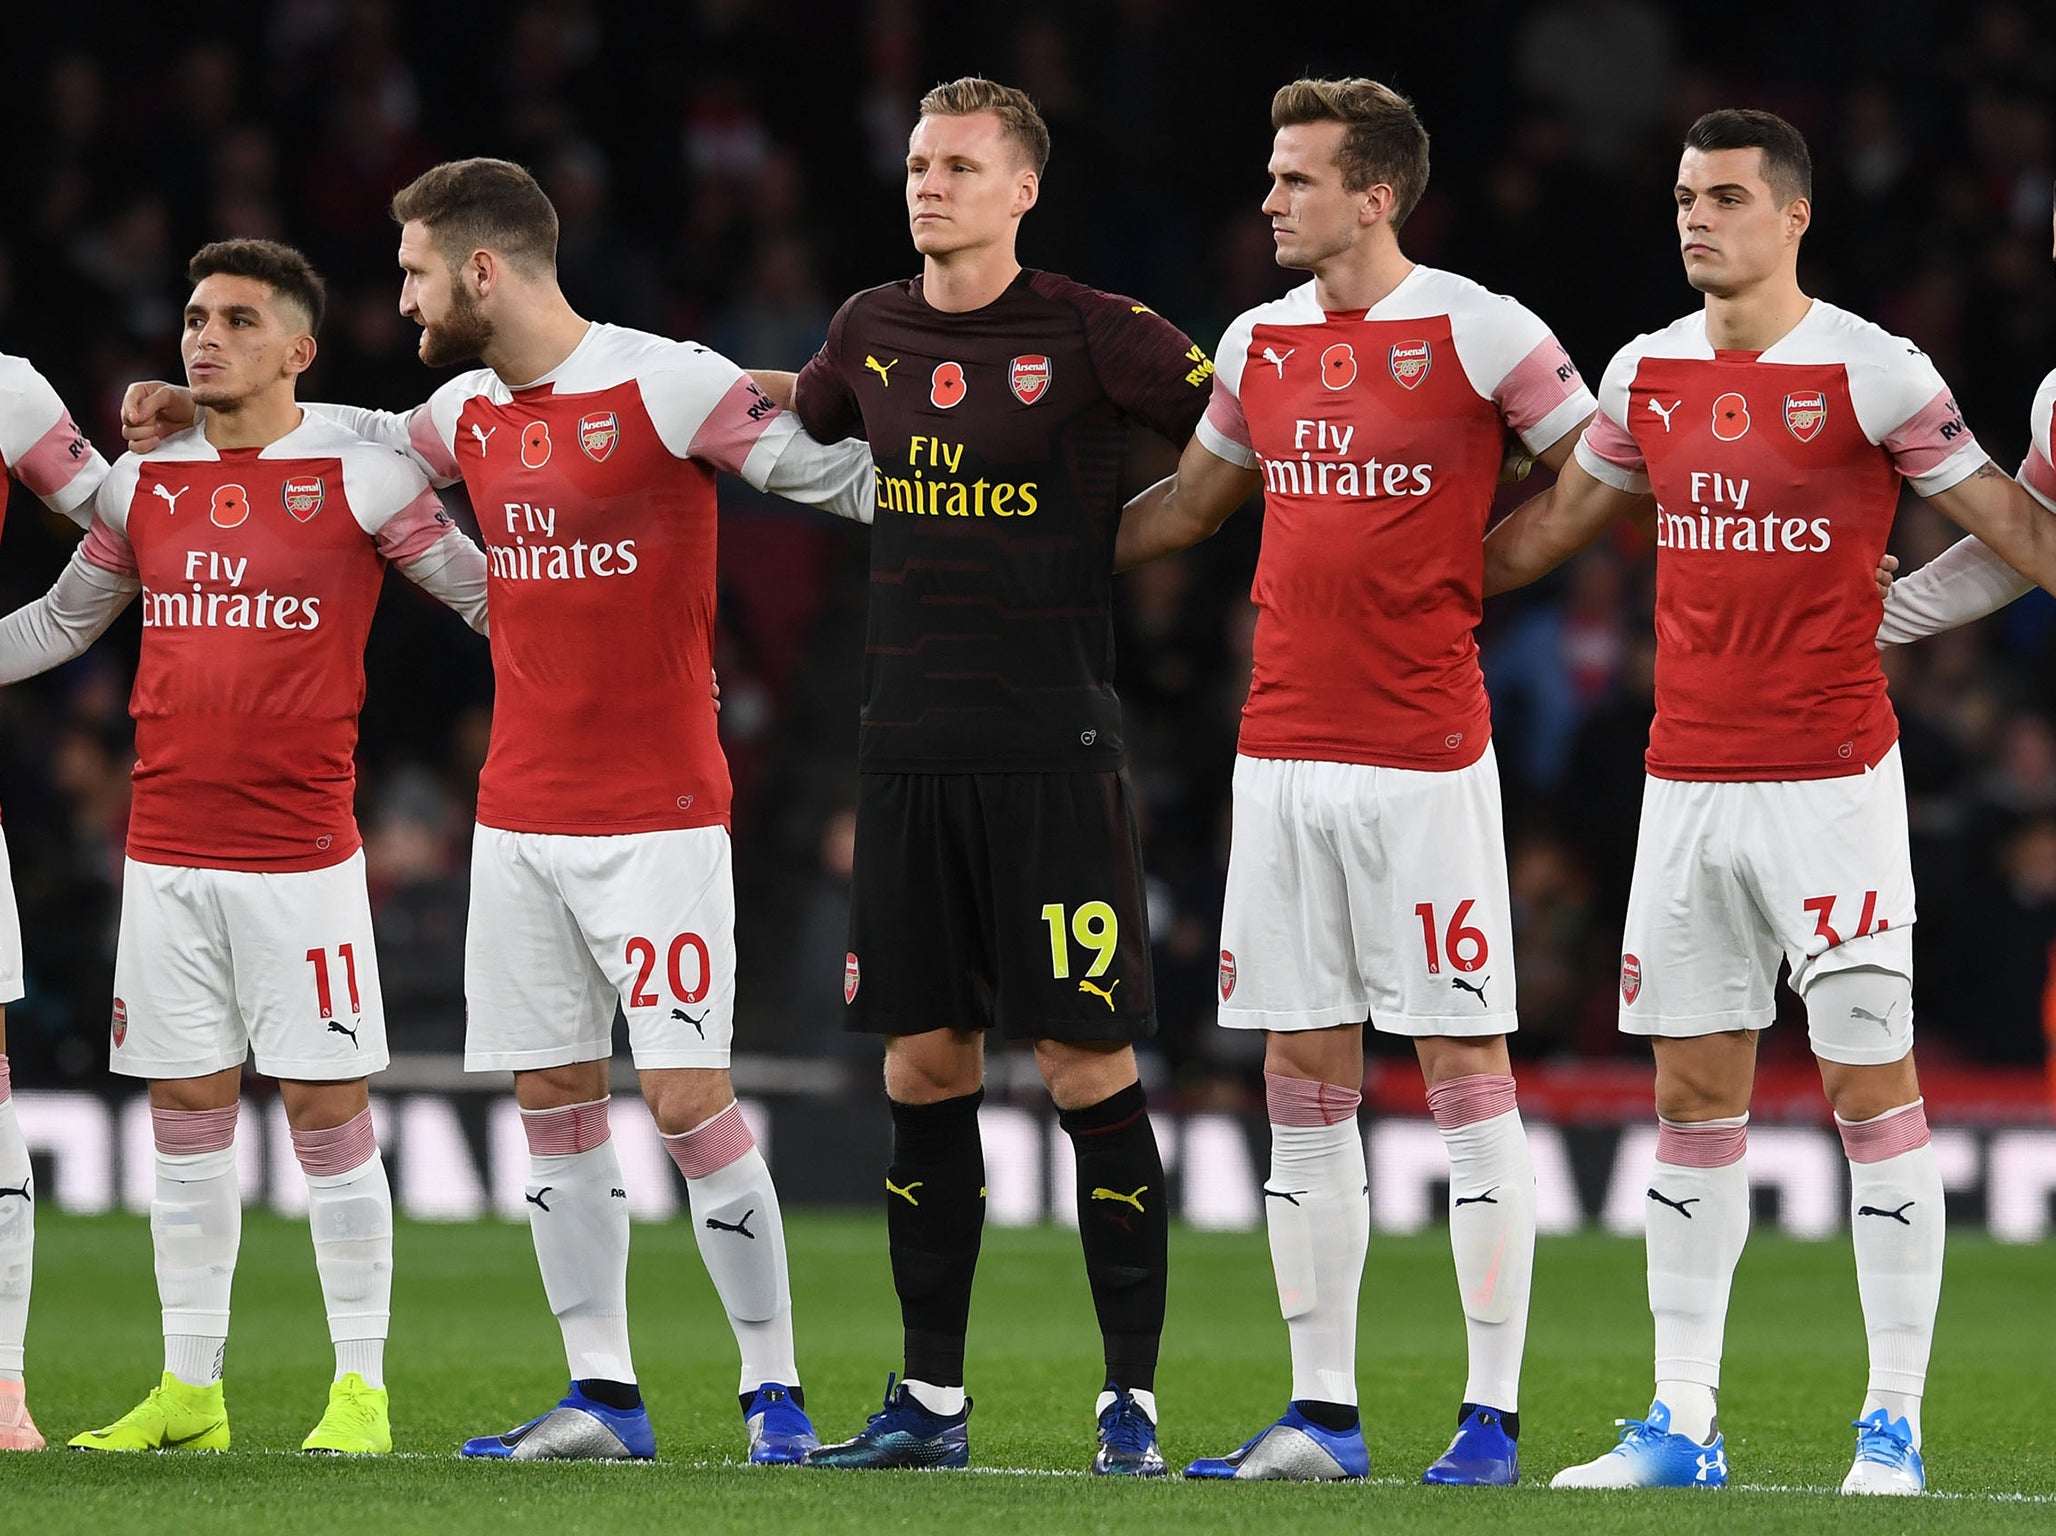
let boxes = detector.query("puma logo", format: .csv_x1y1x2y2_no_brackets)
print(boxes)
470,423,498,455
0,1181,29,1204
704,1209,756,1239
1450,974,1490,1007
1078,978,1120,1011
1454,1188,1499,1207
864,355,899,386
1091,1185,1148,1213
671,1007,706,1037
326,1019,359,1047
1647,398,1681,431
885,1178,922,1207
152,483,188,514
1849,1006,1893,1029
1260,345,1296,378
1262,1188,1304,1206
1647,1188,1701,1218
1858,1200,1915,1225
526,1187,553,1212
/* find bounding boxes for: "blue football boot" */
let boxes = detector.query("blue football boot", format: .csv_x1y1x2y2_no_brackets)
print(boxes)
1183,1403,1369,1481
1549,1399,1725,1489
744,1383,819,1464
1422,1403,1520,1485
801,1375,970,1470
1840,1409,1924,1495
459,1383,656,1461
1091,1387,1167,1477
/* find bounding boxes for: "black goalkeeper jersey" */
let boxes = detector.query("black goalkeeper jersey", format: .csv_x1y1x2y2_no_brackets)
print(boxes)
795,268,1213,772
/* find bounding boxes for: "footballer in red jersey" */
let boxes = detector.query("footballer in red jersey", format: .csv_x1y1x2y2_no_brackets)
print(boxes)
2,241,489,1455
0,352,108,1450
1483,111,2056,1495
1112,78,1594,1486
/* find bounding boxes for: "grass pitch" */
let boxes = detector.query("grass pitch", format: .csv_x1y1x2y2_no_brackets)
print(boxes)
6,1211,2052,1533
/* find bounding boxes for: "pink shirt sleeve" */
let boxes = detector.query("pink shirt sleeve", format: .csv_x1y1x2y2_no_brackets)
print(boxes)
80,516,138,578
374,488,455,564
1495,335,1591,446
683,374,784,476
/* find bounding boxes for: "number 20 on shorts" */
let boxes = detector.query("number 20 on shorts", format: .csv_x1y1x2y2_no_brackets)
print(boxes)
1041,900,1118,978
1415,900,1488,975
624,932,712,1007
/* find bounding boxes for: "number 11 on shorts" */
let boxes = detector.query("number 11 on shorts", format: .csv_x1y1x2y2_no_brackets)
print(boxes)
1414,900,1487,976
305,943,361,1018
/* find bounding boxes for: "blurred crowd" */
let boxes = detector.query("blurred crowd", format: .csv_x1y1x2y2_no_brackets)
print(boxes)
3,0,2055,1091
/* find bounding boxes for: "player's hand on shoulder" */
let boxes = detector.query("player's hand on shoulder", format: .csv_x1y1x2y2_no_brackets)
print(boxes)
121,381,197,452
1498,432,1536,487
1875,552,1898,600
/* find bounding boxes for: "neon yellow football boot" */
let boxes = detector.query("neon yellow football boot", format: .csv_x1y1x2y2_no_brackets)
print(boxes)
302,1373,390,1455
69,1372,229,1452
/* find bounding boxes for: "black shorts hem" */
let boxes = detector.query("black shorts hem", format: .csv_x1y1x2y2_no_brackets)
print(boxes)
845,1011,1158,1045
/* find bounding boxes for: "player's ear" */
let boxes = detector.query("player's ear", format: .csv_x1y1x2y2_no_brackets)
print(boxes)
284,332,317,379
1361,181,1397,230
1013,169,1039,219
469,248,499,298
1784,196,1812,242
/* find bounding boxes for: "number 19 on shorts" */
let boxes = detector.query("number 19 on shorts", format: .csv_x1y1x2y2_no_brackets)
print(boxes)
1041,900,1118,978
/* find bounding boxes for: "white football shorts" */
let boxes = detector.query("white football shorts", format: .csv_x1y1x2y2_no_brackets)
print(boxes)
1618,745,1917,1064
0,827,23,1005
110,851,388,1081
1217,748,1517,1037
465,823,736,1072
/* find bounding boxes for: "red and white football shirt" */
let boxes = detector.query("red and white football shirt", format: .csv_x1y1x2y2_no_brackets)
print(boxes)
325,323,870,837
1,352,107,526
1199,267,1593,769
1577,302,1986,781
82,416,449,871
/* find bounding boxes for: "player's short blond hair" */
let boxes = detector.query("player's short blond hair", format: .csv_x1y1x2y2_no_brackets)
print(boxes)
918,77,1051,175
1271,78,1430,229
391,158,558,275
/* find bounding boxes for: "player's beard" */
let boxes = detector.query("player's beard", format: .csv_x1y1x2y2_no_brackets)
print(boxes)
419,282,495,367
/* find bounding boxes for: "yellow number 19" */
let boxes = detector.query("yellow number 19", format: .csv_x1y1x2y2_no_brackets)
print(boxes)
1040,900,1119,979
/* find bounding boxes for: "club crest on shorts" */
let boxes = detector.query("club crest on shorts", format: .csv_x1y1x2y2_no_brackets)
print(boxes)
1218,949,1237,1002
1387,339,1429,390
1783,390,1828,443
1620,953,1642,1005
111,997,128,1047
578,410,620,462
281,475,324,521
844,952,861,1005
1008,354,1052,405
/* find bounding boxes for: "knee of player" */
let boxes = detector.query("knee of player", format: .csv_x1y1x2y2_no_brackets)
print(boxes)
1033,1038,1137,1110
884,1031,986,1103
1650,1032,1757,1121
641,1066,735,1136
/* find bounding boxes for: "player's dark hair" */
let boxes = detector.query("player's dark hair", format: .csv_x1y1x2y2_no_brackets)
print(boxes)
918,77,1051,176
1271,78,1431,229
391,157,559,275
1684,109,1813,204
187,238,327,335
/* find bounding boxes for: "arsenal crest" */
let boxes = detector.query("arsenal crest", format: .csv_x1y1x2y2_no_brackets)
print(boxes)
1783,390,1827,443
1218,949,1237,1002
1620,953,1642,1006
1008,355,1052,405
1388,339,1430,390
844,952,861,1004
281,475,324,522
579,410,621,462
112,997,128,1047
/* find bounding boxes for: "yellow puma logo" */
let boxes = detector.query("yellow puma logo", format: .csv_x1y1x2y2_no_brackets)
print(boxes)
885,1178,923,1206
1078,978,1120,1010
864,355,899,386
1092,1185,1148,1211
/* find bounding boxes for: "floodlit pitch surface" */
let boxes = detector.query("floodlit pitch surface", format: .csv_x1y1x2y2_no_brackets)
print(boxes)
12,1211,2053,1533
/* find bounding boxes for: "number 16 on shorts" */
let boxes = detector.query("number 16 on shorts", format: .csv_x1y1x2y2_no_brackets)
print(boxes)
1415,900,1488,975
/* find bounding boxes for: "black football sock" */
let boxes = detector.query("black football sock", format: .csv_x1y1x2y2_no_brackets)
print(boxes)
1292,1399,1361,1433
887,1089,986,1390
574,1378,641,1411
1060,1080,1167,1392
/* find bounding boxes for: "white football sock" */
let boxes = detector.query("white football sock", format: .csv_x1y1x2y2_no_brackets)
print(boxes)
1646,1114,1749,1443
292,1109,392,1389
1428,1074,1535,1413
521,1098,635,1385
153,1105,243,1387
0,1063,31,1381
665,1103,799,1396
1839,1098,1942,1450
1264,1072,1368,1408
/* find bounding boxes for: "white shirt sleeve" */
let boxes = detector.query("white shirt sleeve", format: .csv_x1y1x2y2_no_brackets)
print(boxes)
308,375,473,488
1847,341,1988,496
1876,535,2034,646
1572,341,1650,493
1194,311,1258,470
1449,295,1596,454
0,355,110,524
640,343,875,522
0,544,138,684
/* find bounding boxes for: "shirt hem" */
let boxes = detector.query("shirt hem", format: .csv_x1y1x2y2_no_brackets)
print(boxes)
474,808,733,836
124,837,363,874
